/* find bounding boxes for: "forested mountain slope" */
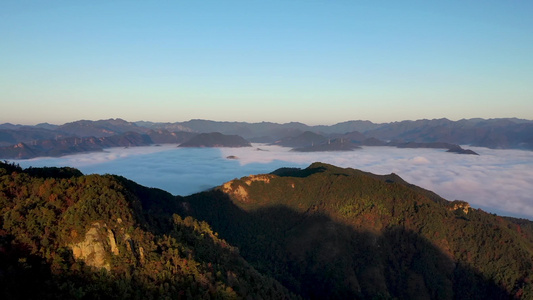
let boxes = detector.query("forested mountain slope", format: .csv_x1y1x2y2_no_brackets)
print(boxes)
2,161,533,299
179,163,533,299
0,162,292,299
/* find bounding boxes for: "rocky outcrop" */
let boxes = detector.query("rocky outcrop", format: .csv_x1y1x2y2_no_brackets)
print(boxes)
222,174,275,203
222,182,250,202
70,223,112,270
243,174,274,185
449,200,471,214
107,228,119,256
69,222,129,270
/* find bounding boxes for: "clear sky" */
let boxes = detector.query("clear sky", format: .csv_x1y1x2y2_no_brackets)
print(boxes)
1,0,532,125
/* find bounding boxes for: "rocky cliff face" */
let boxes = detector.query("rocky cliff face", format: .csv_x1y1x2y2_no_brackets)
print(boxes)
449,200,471,214
221,174,275,203
70,223,112,270
68,219,148,271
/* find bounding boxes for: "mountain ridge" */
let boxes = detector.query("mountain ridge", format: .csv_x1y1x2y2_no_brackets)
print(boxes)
0,117,531,159
178,162,533,299
2,161,533,298
0,161,293,299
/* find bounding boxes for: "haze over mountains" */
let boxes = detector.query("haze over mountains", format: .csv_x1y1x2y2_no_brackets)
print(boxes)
1,117,532,159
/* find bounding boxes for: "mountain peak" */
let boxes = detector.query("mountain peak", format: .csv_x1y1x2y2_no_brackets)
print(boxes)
176,162,533,299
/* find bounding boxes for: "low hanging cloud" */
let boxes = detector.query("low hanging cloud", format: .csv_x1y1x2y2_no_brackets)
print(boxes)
14,144,533,220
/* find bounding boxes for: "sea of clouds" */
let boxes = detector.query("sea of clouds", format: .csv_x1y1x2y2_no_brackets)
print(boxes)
13,144,533,220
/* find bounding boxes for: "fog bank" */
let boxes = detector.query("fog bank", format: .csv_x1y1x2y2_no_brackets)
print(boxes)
14,144,533,220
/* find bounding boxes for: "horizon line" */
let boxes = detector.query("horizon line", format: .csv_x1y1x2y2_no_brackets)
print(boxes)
3,116,533,127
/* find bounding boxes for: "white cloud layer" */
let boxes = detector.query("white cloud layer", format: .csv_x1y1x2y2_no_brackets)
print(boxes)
14,144,533,220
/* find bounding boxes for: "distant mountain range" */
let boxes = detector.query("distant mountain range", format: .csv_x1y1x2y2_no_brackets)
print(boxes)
2,161,532,299
0,132,153,159
179,132,251,148
135,118,533,149
1,117,532,158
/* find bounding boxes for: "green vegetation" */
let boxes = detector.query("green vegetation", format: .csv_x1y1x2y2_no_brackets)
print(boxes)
0,161,292,299
2,160,533,299
180,162,533,299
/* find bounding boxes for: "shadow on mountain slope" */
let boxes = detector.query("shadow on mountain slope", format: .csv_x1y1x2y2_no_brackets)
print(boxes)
0,233,163,300
0,163,295,299
180,190,512,300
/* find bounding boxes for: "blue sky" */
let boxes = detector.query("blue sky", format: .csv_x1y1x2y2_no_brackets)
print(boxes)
1,1,532,125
